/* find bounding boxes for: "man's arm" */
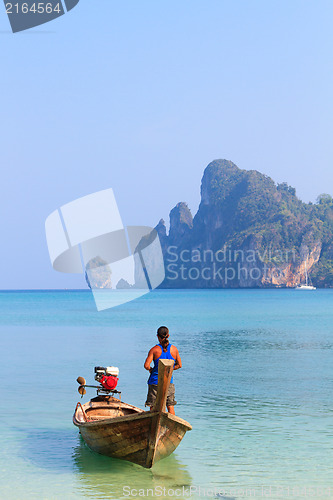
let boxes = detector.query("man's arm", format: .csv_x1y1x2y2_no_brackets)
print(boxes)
144,347,155,372
173,348,182,370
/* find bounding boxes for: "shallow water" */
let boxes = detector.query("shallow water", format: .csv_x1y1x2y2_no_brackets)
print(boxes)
0,289,332,499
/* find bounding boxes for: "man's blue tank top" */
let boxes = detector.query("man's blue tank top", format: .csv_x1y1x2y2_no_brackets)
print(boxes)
148,344,175,385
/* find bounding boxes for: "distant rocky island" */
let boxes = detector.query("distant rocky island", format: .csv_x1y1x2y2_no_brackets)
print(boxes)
85,160,333,290
85,256,112,289
154,160,333,288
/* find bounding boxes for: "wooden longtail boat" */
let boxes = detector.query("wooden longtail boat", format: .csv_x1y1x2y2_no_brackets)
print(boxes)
73,359,192,468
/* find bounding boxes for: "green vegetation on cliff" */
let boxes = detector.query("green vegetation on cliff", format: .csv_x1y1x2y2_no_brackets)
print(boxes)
157,160,333,288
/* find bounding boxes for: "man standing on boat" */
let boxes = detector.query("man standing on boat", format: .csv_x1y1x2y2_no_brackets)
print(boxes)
144,326,182,415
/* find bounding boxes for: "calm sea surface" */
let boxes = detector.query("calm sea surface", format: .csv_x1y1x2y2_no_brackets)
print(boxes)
0,289,333,500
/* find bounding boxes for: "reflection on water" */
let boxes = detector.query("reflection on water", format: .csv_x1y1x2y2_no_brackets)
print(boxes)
23,427,77,472
22,427,193,499
72,437,193,499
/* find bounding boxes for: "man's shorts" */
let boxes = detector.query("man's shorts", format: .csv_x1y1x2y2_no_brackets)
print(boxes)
145,383,177,408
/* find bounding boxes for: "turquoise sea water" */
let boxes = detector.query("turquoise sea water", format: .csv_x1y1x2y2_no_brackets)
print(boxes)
0,289,333,500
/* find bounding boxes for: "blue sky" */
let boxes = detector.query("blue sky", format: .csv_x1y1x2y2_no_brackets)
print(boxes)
1,0,332,288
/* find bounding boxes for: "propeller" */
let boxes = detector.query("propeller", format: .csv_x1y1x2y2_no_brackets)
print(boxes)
76,376,87,396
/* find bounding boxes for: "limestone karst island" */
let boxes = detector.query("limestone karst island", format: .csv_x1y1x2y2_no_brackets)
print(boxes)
86,160,333,290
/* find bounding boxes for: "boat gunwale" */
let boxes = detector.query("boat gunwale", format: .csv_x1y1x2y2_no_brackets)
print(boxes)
73,403,192,430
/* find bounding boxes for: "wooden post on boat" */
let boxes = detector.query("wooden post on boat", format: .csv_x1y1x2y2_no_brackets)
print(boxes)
153,359,174,413
145,359,174,467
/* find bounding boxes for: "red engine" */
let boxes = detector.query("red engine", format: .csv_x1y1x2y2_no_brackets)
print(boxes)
99,375,118,391
95,366,119,391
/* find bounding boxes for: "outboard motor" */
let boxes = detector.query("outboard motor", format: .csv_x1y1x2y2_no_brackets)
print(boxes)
94,366,119,391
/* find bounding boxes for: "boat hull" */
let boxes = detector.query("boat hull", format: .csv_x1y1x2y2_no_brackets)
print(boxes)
295,285,316,290
73,396,191,468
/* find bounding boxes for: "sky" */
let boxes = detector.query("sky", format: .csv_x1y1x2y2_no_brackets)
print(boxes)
1,0,333,289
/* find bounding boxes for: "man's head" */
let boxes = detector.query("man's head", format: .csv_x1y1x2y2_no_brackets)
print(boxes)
157,326,169,339
157,326,170,349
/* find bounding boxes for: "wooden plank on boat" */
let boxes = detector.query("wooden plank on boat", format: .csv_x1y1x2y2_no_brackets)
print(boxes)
153,359,174,414
145,359,174,467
